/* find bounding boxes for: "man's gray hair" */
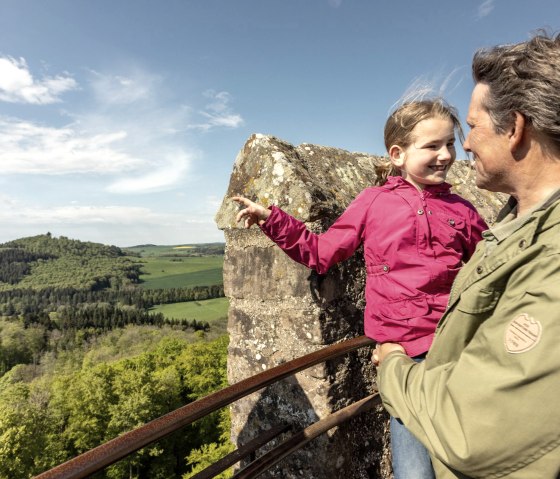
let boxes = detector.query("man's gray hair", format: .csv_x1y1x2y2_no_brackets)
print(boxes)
472,30,560,152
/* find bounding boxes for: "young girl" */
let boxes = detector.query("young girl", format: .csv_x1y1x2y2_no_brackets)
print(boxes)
233,98,487,479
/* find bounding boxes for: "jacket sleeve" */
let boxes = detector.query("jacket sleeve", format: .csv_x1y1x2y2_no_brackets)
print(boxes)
377,251,560,477
259,189,375,274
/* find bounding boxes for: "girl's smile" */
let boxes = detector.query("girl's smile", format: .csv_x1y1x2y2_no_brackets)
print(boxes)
390,117,456,191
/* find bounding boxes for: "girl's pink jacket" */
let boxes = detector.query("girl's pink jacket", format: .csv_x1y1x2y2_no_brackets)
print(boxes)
260,176,488,356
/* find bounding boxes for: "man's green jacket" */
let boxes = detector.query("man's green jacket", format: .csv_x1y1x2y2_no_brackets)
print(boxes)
378,193,560,478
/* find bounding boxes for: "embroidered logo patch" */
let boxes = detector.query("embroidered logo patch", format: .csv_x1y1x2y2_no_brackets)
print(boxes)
504,313,542,354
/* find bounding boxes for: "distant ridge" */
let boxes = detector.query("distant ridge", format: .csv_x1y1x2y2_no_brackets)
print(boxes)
0,233,140,290
125,242,225,249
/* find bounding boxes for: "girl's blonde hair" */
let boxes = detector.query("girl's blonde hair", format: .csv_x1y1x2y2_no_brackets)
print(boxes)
374,98,464,186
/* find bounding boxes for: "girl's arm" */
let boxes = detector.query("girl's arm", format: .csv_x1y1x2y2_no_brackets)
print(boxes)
232,190,373,274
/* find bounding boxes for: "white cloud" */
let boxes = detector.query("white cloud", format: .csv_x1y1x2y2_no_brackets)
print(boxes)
0,193,18,208
328,0,342,8
0,66,195,184
12,205,160,225
477,0,495,19
0,62,239,199
84,70,244,134
200,111,244,129
188,90,244,131
89,69,159,105
106,150,191,194
0,117,143,174
0,56,77,104
0,194,178,227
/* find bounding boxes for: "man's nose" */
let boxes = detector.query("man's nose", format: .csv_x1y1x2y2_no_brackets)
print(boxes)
463,135,471,152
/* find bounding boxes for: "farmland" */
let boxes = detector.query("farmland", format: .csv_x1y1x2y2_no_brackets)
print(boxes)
138,256,224,289
130,244,228,328
150,297,229,336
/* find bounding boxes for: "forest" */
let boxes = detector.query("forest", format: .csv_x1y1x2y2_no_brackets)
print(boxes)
0,234,232,478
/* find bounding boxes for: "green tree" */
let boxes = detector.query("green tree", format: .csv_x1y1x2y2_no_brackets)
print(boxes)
0,379,54,478
183,408,234,479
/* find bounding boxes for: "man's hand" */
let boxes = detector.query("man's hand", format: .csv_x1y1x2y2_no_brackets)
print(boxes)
372,343,406,366
232,196,271,228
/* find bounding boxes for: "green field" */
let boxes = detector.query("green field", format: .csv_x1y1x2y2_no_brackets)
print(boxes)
150,297,229,335
129,244,228,334
150,297,228,322
138,256,224,289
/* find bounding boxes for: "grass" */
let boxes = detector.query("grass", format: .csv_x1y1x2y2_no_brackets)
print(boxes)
138,256,224,289
150,297,229,322
150,297,229,335
131,246,228,335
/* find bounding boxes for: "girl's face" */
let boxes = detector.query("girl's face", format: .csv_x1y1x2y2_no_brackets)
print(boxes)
389,117,456,191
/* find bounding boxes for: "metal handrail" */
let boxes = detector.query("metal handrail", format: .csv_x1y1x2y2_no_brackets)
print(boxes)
35,335,375,479
233,392,381,479
191,424,292,479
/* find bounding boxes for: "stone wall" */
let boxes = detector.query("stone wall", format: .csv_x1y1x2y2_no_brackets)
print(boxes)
215,134,507,478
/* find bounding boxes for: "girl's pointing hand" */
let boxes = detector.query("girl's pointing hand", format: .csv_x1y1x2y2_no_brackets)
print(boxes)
232,196,271,228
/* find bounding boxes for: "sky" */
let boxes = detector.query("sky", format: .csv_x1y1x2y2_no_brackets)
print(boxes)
0,0,558,247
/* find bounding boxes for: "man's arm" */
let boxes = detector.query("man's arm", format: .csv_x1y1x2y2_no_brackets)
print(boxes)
377,253,560,477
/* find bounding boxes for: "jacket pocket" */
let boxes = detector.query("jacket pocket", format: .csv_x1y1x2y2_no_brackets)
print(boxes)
457,287,501,314
435,212,467,249
435,212,466,231
377,296,430,320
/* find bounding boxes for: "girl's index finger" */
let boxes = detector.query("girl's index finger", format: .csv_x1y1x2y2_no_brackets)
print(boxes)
232,195,250,206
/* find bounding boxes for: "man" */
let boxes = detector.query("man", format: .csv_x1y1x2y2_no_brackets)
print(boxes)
374,31,560,478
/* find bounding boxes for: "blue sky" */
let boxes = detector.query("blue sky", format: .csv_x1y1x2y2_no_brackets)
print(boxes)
0,0,557,246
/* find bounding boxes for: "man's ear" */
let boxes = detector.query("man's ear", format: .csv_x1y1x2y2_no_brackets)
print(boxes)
509,111,526,154
389,145,405,168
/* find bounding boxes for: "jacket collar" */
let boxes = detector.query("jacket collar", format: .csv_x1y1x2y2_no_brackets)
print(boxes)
490,188,560,243
382,175,452,197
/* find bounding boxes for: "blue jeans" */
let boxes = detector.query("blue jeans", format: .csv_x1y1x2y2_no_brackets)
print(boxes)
390,416,435,479
390,355,435,479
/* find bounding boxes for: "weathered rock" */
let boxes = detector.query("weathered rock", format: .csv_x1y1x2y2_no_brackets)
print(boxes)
215,134,507,478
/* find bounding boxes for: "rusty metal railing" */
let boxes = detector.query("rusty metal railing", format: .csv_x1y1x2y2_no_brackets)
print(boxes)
191,424,292,479
35,335,376,479
232,392,381,479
